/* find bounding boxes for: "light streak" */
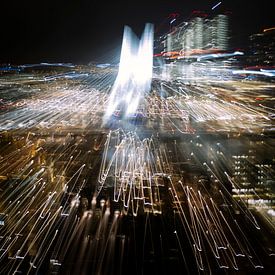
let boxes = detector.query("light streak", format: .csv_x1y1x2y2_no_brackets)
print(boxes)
103,24,153,123
232,69,275,77
97,130,169,215
0,20,274,274
170,18,176,24
212,2,222,10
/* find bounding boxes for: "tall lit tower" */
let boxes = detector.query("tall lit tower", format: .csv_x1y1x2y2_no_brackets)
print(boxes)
214,14,228,50
193,17,204,49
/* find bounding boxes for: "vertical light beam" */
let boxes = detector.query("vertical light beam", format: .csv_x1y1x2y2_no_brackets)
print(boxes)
103,23,154,123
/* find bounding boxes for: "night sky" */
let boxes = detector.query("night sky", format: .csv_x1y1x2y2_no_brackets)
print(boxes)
1,0,274,64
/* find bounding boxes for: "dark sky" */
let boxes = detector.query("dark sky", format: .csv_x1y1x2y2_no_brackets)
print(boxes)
1,0,274,64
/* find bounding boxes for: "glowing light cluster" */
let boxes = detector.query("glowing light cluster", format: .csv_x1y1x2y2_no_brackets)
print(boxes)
0,86,110,130
104,24,153,122
98,130,169,215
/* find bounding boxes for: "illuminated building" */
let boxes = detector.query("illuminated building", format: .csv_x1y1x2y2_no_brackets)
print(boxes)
247,27,275,66
158,13,229,59
232,153,257,188
231,144,275,209
210,14,228,50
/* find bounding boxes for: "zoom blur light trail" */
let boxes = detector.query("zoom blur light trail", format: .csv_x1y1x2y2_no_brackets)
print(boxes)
103,23,153,123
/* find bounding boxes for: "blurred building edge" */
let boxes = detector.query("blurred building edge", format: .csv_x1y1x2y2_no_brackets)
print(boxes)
247,27,275,67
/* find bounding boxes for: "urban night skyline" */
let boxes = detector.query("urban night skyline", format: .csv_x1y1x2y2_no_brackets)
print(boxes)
1,0,274,63
0,1,275,275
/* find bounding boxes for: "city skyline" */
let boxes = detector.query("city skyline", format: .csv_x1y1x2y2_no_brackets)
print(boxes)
0,1,274,274
1,0,274,64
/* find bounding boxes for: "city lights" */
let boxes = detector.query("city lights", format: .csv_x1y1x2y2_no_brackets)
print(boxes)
0,4,275,275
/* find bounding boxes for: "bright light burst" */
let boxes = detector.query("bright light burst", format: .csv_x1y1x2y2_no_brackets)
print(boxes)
103,24,153,122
